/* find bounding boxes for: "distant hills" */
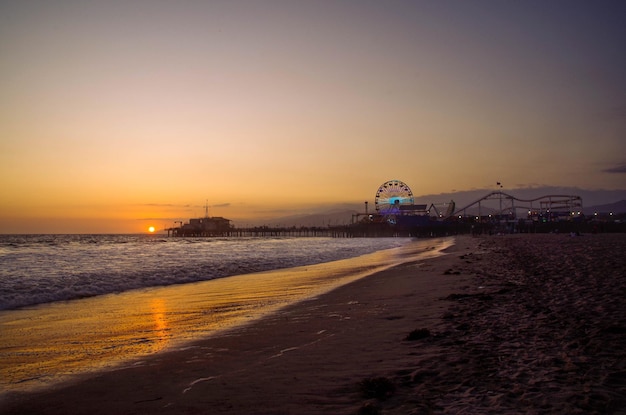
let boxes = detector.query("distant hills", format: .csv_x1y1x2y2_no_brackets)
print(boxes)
235,186,626,227
248,209,360,228
583,200,626,215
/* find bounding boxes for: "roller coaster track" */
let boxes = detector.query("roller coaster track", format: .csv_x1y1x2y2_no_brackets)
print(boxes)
449,191,583,219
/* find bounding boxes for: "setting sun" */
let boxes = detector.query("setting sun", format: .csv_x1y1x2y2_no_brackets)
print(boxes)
148,226,155,233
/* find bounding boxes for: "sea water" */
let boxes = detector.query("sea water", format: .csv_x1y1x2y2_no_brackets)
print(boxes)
0,235,453,395
0,234,413,311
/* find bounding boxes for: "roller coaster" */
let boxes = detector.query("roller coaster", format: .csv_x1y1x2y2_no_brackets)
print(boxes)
355,180,584,227
449,191,583,221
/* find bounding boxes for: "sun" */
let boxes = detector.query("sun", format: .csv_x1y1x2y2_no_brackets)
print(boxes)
148,226,156,233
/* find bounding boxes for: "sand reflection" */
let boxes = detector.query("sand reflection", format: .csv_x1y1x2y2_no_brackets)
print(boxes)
150,298,170,352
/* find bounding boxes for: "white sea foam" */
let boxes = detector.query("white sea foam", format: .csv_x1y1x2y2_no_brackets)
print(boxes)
0,235,410,310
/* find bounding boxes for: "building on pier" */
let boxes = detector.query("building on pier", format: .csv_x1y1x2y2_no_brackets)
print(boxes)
168,216,233,237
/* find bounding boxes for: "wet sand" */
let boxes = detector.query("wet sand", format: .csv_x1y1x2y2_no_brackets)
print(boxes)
2,234,625,414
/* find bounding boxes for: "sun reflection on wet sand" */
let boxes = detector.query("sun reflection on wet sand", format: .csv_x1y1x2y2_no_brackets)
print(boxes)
150,298,170,352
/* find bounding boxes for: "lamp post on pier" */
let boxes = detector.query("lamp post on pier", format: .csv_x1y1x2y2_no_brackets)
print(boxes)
497,182,503,218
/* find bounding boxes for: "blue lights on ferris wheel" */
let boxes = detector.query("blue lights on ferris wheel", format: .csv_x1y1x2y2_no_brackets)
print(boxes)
375,180,415,215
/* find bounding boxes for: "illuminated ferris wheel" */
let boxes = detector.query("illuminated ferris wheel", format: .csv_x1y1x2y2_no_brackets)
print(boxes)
374,180,415,214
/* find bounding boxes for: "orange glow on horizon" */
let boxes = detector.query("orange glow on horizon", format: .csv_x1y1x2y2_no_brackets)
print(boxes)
1,2,624,235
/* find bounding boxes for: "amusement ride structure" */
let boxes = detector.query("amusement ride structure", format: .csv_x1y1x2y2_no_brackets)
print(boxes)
450,191,583,222
355,179,584,226
374,179,415,214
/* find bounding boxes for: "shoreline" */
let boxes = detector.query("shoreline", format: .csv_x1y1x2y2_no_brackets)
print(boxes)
1,237,449,397
3,234,625,414
2,236,467,414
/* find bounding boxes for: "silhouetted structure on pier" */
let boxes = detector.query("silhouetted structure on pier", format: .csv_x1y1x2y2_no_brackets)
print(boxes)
167,216,232,237
166,182,597,237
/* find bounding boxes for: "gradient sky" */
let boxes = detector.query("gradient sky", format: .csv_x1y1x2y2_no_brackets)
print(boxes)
1,1,625,233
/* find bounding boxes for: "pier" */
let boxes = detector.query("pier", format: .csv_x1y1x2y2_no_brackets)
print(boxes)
165,222,458,238
166,225,353,238
165,184,601,238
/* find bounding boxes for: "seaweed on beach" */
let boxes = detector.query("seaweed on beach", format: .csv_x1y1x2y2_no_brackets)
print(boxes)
405,328,431,341
356,401,382,415
358,376,396,400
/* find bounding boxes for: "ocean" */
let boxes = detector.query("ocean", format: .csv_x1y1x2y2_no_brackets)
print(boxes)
0,234,453,395
0,234,416,311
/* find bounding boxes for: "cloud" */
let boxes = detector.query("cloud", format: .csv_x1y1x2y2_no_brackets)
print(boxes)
213,203,231,208
137,217,180,221
138,203,191,208
603,164,626,173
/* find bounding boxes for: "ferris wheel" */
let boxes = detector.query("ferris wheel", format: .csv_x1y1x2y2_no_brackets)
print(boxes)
375,180,415,214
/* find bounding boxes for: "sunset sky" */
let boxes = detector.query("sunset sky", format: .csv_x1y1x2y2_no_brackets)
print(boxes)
1,1,625,233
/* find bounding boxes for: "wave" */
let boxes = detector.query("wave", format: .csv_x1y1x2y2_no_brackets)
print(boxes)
0,235,411,310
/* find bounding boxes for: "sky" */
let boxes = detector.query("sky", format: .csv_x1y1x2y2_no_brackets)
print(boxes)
1,0,625,233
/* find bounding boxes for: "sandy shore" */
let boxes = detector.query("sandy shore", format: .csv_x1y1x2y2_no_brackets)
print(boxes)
2,234,625,414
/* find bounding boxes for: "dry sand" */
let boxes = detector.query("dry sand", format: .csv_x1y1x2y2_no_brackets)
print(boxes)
2,234,625,414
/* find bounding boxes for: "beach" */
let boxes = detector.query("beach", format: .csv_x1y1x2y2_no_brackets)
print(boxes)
2,233,625,414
